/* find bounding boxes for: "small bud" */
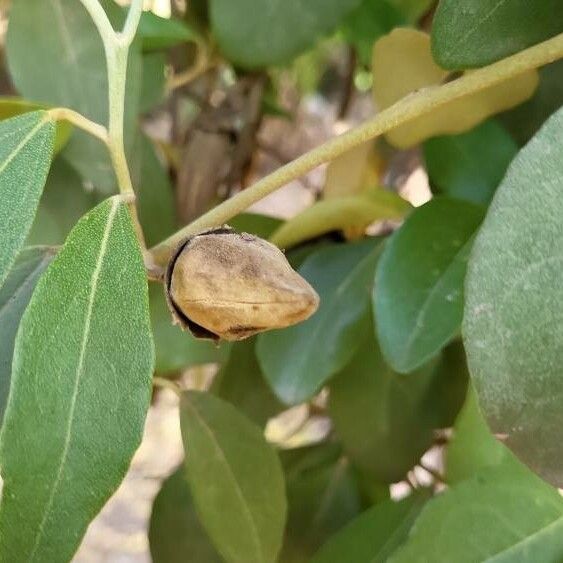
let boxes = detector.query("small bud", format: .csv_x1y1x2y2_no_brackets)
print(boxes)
165,227,320,341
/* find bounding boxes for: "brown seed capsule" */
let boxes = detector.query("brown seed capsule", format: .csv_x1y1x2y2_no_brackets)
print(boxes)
165,227,320,341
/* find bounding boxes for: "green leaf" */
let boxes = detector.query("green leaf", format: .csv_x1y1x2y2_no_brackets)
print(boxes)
212,339,284,427
229,213,283,239
150,283,229,375
132,134,176,247
149,468,221,563
281,444,363,563
388,0,433,22
340,0,405,65
375,198,485,373
269,189,411,250
423,120,518,205
390,463,563,562
329,330,455,483
0,198,154,561
0,111,55,289
446,388,513,484
464,106,563,486
431,0,563,69
257,239,381,405
210,0,362,68
0,97,71,153
180,391,286,563
140,52,167,114
500,59,563,146
27,157,97,246
311,491,430,563
7,0,141,192
0,247,55,425
136,10,200,50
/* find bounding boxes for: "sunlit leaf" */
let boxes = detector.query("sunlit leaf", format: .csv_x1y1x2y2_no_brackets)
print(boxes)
372,28,539,148
0,98,71,153
270,190,409,250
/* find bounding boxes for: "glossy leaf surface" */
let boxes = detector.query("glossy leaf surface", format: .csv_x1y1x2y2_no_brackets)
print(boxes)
375,198,484,373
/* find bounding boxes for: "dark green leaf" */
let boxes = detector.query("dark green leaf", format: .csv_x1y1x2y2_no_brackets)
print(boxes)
210,0,362,68
375,198,484,373
180,391,286,563
311,490,430,563
0,247,54,425
464,106,563,486
0,198,154,561
132,134,176,247
446,388,513,484
212,339,284,427
150,283,229,375
431,0,563,69
0,111,55,289
281,444,363,563
136,10,200,50
423,120,517,205
140,52,167,114
27,157,97,246
7,0,141,192
257,239,381,405
329,330,449,483
229,213,283,239
391,463,563,562
389,0,433,22
149,467,221,563
341,0,404,65
500,59,563,145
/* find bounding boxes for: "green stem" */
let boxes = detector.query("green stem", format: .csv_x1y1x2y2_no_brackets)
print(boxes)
150,31,563,267
47,108,109,144
79,0,145,246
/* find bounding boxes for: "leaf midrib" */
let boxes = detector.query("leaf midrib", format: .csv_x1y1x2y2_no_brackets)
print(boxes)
183,396,265,563
27,198,119,561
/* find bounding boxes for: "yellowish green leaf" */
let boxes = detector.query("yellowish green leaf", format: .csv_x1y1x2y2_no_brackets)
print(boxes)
372,29,539,148
324,142,385,200
270,188,410,250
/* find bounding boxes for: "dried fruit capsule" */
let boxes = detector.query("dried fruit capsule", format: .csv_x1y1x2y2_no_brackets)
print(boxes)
165,227,320,341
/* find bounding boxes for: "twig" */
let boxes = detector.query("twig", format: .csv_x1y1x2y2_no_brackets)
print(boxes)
149,32,563,267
